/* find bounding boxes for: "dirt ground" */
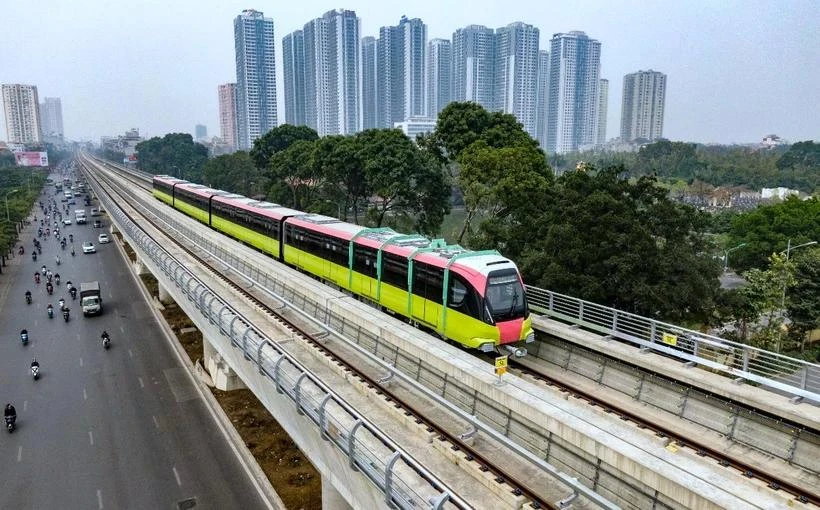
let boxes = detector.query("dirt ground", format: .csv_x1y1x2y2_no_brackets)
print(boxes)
136,268,321,509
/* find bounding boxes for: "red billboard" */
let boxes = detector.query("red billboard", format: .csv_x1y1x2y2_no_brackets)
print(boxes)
14,151,49,167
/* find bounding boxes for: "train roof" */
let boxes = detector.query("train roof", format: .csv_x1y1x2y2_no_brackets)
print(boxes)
153,175,188,185
212,194,303,219
175,183,229,198
285,215,516,276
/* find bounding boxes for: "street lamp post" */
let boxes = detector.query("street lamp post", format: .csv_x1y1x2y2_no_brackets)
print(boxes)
5,189,19,222
777,239,818,352
325,199,342,219
723,242,747,272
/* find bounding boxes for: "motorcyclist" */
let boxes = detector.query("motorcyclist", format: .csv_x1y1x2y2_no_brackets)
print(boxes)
34,272,40,284
71,246,75,256
41,265,47,275
58,298,65,310
55,255,61,266
54,273,60,285
20,329,28,342
70,287,77,299
32,251,37,261
66,280,73,290
25,290,31,303
46,282,53,295
4,404,16,423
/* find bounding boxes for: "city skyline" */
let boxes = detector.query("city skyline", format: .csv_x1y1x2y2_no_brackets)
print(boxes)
0,0,817,145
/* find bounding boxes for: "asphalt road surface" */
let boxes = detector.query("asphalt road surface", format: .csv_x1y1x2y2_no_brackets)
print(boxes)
0,190,271,509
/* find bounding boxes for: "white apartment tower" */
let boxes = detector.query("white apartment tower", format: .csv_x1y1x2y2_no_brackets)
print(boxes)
376,16,428,128
40,97,64,138
234,9,277,149
494,22,540,140
427,39,452,118
546,31,602,154
597,78,608,145
620,70,666,142
361,36,378,130
535,50,550,150
217,83,238,150
299,9,361,136
2,84,42,144
451,25,495,111
282,30,307,127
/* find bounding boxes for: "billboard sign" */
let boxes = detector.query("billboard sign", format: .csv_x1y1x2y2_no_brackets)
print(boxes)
14,151,49,167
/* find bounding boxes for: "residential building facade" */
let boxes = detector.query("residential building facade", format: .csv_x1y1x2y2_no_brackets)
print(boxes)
426,38,452,118
546,31,602,154
451,25,495,110
535,50,550,150
493,22,540,139
282,30,306,126
217,83,238,150
620,70,666,142
597,78,608,145
234,9,277,149
376,16,427,128
361,36,378,130
2,84,42,144
40,97,64,138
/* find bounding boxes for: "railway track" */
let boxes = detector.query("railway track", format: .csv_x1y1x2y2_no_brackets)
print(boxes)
82,158,565,509
509,356,820,507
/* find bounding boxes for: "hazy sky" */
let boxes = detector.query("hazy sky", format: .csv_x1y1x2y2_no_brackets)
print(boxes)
1,0,817,145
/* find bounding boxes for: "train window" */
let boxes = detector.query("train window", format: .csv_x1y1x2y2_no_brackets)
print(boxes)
412,261,444,302
448,274,481,320
353,245,378,277
382,252,408,290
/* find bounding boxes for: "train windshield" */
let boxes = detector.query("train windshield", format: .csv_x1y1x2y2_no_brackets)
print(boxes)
484,269,527,323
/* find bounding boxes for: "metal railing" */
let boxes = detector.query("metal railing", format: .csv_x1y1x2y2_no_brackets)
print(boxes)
526,286,820,405
95,179,468,510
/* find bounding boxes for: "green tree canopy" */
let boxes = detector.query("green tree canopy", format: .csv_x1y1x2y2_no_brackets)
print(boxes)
202,151,263,197
427,101,540,162
135,133,208,182
506,166,720,321
727,196,820,271
250,124,318,171
269,139,320,210
787,248,820,342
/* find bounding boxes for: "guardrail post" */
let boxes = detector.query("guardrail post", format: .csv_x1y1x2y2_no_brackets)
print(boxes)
383,451,402,508
318,394,333,441
742,347,750,372
348,420,364,471
578,301,584,321
428,493,450,510
273,355,286,394
228,316,241,347
548,291,554,312
257,340,273,373
649,322,657,344
241,327,253,360
293,373,309,415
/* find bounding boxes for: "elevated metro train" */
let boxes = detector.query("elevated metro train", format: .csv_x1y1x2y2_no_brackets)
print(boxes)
153,175,534,356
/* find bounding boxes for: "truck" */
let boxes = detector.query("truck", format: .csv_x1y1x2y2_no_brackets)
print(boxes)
80,282,102,316
75,209,87,224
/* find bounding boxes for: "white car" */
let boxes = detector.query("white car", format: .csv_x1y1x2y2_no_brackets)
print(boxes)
98,233,110,244
62,218,72,225
82,241,96,254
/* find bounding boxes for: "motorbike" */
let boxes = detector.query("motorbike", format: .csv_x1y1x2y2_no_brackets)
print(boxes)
62,309,70,322
46,284,53,295
41,266,47,275
58,298,65,310
34,273,40,284
18,246,24,255
69,234,73,243
5,416,15,433
31,364,39,380
32,252,37,262
55,275,60,285
70,287,77,300
55,257,61,266
37,246,42,254
102,334,111,350
47,306,54,319
25,293,32,304
21,331,28,345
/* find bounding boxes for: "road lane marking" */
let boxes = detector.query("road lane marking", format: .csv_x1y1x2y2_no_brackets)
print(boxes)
152,415,159,429
172,466,181,486
83,388,88,400
120,326,125,334
17,446,22,462
23,401,27,411
89,430,94,445
97,489,103,509
128,349,133,358
138,377,144,388
79,358,84,367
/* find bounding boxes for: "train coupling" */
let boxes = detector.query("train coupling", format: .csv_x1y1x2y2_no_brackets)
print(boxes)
503,345,527,358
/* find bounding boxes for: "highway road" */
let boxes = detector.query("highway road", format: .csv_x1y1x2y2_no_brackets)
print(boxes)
0,189,272,509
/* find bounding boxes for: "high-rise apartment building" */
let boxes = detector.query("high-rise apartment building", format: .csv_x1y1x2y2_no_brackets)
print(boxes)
597,79,608,145
494,22,540,139
40,97,64,138
376,16,427,128
361,36,378,130
620,70,666,142
217,83,238,150
298,9,361,136
451,25,495,111
546,31,602,154
282,30,306,127
2,84,42,144
234,9,277,150
535,50,550,150
195,124,207,140
427,39,452,118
